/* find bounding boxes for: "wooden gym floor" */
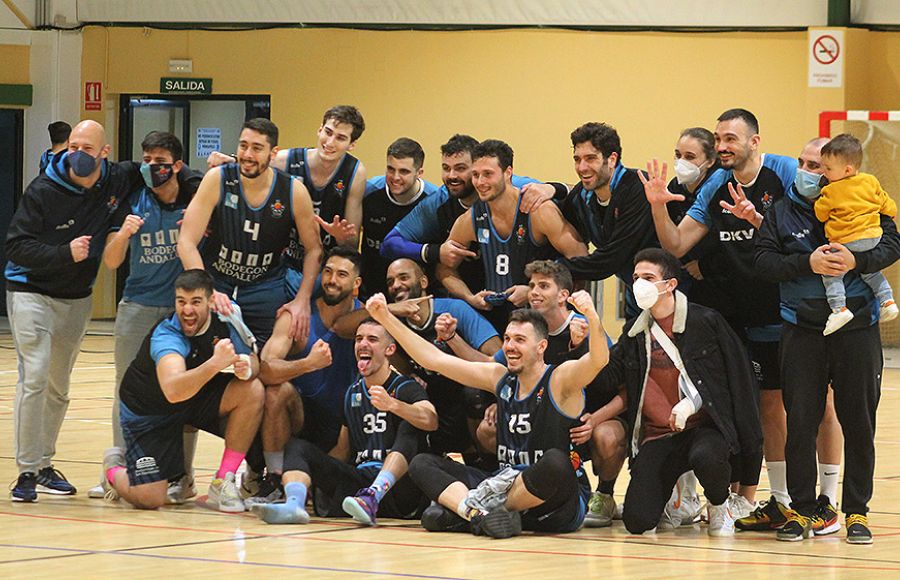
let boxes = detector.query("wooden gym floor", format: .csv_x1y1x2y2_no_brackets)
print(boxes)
3,329,900,578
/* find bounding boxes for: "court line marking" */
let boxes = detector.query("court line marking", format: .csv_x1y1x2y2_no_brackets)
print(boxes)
2,511,900,571
0,543,469,578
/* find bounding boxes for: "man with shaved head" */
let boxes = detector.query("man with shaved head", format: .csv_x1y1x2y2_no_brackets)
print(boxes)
6,120,144,502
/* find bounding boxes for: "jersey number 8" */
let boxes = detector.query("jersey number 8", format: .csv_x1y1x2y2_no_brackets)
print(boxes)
495,254,509,276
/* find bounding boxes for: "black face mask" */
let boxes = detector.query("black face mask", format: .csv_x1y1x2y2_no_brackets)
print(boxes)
140,162,175,189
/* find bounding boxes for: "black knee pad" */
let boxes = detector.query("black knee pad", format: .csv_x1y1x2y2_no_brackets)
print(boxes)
521,448,572,500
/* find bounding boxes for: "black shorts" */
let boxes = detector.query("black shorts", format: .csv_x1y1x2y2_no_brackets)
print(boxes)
746,339,781,390
296,394,342,451
120,373,230,486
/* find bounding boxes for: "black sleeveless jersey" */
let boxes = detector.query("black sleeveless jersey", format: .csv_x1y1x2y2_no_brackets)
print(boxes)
362,183,429,297
438,197,485,294
494,365,588,483
343,370,428,466
202,164,294,286
283,147,360,268
471,196,555,292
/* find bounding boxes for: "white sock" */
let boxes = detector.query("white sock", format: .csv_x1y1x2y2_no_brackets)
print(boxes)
818,463,840,506
456,497,473,520
263,451,284,475
767,461,791,506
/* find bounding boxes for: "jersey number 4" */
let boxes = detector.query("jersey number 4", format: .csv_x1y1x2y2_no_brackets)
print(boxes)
243,220,260,241
362,412,388,434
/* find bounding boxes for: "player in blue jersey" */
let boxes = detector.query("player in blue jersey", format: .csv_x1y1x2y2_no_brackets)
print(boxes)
367,289,608,538
642,109,797,529
253,318,436,525
38,121,70,172
361,138,438,297
437,139,587,331
178,118,322,345
88,131,203,502
102,270,264,513
248,247,365,506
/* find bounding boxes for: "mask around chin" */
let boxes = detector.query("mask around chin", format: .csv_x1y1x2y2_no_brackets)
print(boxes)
68,150,100,178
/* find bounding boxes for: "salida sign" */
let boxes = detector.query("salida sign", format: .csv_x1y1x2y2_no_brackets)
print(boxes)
160,77,213,94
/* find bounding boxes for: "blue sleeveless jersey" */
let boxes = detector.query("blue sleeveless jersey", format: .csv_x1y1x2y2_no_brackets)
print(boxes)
202,164,294,286
471,195,555,292
343,370,428,466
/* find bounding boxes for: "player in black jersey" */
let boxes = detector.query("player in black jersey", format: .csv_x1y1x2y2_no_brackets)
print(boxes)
366,289,608,538
178,118,322,344
102,270,264,513
437,139,587,332
642,109,797,525
361,138,436,297
253,319,436,526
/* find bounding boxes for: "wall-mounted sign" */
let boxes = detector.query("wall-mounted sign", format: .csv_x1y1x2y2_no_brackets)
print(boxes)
196,127,222,158
85,81,102,110
808,29,843,88
160,77,213,95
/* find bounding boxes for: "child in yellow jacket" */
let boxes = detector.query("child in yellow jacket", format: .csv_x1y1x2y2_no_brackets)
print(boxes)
815,134,898,335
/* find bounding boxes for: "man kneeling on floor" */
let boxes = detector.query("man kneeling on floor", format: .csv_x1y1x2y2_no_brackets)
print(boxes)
367,289,608,539
104,269,264,512
597,248,763,536
253,318,437,525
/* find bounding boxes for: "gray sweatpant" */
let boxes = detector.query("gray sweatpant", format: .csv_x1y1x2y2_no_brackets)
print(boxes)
9,290,92,474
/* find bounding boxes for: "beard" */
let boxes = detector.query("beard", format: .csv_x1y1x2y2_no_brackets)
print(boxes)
322,286,352,306
239,158,269,179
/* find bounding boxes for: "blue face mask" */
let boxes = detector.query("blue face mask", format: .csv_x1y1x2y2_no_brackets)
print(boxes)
794,169,825,200
68,150,100,178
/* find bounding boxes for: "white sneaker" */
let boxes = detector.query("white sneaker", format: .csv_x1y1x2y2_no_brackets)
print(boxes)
707,501,736,537
88,482,105,499
824,308,853,336
658,484,702,530
881,300,899,323
208,472,244,513
166,474,197,505
614,501,624,520
728,492,756,519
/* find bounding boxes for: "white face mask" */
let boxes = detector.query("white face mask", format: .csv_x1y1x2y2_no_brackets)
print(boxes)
633,277,669,310
674,158,703,186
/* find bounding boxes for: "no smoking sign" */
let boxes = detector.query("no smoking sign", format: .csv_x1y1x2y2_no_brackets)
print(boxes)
809,29,843,88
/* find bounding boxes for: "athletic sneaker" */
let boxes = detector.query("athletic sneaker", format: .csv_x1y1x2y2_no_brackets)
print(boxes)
846,514,873,544
35,465,76,495
707,501,736,537
881,300,899,323
166,474,197,505
421,502,469,533
584,491,616,528
813,494,840,536
658,486,702,530
824,307,854,336
102,447,126,502
735,495,789,531
614,501,624,520
470,506,522,539
243,473,283,509
239,467,260,499
10,472,38,503
208,472,244,513
342,488,379,526
776,510,814,542
87,483,105,499
728,493,755,520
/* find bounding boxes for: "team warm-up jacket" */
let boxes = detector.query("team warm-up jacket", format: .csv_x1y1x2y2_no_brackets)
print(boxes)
594,291,763,474
755,187,900,332
4,152,141,299
558,165,658,284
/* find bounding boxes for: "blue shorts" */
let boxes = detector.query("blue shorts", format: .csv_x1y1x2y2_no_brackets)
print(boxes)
215,275,292,344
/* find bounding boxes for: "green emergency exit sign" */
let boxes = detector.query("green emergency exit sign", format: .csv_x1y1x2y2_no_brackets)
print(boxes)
160,77,212,94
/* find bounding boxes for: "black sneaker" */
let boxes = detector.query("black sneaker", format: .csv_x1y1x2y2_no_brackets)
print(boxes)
846,513,874,544
421,502,470,533
813,495,840,536
10,472,38,502
243,473,284,510
36,465,76,495
776,510,813,542
470,506,522,539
